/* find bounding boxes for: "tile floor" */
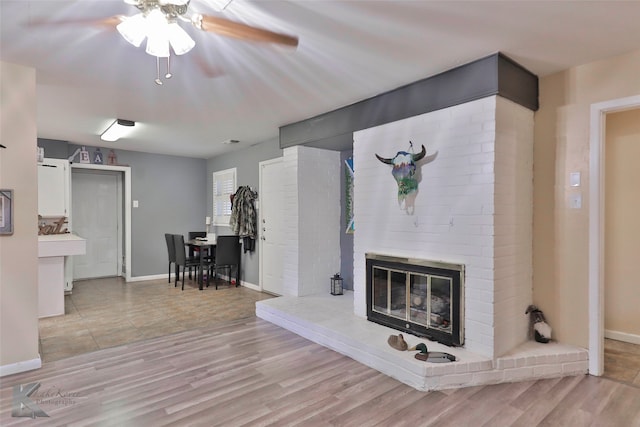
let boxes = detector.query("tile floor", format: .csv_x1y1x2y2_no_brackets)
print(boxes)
38,276,274,362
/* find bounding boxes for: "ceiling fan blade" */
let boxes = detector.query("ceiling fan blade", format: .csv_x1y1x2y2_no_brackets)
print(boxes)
26,15,124,29
199,15,298,47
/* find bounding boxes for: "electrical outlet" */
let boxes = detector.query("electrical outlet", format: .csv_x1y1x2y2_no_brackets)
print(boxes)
569,193,582,209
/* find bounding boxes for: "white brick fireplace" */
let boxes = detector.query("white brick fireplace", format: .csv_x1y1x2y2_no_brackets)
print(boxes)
353,95,533,360
257,94,588,391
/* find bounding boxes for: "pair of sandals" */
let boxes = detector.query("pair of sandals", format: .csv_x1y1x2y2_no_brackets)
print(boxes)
387,334,456,363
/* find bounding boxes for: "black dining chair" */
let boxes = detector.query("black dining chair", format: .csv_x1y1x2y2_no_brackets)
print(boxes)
188,231,207,279
164,233,176,284
174,234,209,290
209,235,241,290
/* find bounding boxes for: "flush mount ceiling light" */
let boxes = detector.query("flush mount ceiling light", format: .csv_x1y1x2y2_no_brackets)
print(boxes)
100,119,135,142
103,0,298,85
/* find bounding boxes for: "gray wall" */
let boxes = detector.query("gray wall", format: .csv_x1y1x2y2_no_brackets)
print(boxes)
38,139,208,277
206,137,283,286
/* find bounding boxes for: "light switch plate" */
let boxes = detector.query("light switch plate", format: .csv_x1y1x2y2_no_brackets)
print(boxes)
133,200,139,208
570,172,581,187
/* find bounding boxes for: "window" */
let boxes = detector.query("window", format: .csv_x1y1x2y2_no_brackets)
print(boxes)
212,168,236,226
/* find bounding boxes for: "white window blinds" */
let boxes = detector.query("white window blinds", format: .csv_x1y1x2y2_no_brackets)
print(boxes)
212,167,236,226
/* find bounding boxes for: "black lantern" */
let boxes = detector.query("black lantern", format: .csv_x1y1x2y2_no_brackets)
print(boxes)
331,273,343,295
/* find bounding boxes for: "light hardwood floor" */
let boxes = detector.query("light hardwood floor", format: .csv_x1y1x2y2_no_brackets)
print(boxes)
2,317,640,426
39,277,640,387
2,277,638,425
604,338,640,388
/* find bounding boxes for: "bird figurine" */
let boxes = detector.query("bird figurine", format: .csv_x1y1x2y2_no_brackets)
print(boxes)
387,334,408,351
409,342,428,352
525,305,552,343
411,342,456,363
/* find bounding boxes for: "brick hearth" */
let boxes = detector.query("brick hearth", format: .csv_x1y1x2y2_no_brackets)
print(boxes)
256,292,588,391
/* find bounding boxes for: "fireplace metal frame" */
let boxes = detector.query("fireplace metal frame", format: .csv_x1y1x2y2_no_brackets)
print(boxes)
366,253,465,347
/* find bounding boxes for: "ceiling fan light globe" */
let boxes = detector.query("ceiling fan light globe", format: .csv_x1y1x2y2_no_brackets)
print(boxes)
167,23,195,55
116,13,148,47
145,9,170,57
146,36,170,57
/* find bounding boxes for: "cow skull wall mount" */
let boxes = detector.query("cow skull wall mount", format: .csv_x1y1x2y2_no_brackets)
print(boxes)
375,142,438,213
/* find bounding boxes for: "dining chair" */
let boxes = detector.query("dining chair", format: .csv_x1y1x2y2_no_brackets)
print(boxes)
174,234,208,290
164,233,176,284
188,231,207,278
209,235,241,290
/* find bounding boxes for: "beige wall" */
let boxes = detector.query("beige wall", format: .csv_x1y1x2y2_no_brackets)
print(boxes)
0,61,40,373
604,109,640,337
533,49,640,348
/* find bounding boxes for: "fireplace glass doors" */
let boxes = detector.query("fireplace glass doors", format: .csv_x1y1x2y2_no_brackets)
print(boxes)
366,254,464,347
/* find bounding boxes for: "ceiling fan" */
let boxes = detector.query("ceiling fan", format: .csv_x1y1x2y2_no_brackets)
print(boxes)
97,0,299,84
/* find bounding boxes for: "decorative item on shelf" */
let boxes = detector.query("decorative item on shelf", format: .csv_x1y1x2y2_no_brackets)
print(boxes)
107,149,118,166
79,146,90,164
38,216,69,235
330,273,343,296
93,148,104,164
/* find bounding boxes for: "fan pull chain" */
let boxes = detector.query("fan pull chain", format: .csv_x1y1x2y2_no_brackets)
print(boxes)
155,56,163,85
165,56,172,79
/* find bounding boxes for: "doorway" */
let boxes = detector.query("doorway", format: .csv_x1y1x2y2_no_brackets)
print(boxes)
70,163,132,284
589,94,640,377
259,158,285,295
72,169,123,279
602,108,640,386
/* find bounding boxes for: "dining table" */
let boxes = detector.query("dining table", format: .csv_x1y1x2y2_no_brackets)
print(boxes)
186,238,216,290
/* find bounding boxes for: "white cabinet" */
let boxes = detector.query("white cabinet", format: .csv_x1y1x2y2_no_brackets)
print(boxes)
38,234,86,317
38,158,70,217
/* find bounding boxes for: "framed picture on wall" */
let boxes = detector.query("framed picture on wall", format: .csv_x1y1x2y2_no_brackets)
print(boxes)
0,189,14,235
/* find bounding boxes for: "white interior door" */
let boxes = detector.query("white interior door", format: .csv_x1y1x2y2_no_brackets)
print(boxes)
72,170,121,279
259,158,286,295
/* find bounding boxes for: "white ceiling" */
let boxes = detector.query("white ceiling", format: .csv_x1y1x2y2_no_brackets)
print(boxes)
2,1,640,159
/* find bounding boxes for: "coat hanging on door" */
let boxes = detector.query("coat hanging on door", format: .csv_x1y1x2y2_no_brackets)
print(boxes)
230,186,258,252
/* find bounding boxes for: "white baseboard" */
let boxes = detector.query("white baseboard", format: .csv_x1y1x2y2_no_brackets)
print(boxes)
242,281,259,291
126,273,259,291
214,273,258,291
605,329,640,345
0,356,42,377
127,274,166,282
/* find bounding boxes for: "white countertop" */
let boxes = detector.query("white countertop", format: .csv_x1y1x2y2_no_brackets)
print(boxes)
38,233,86,257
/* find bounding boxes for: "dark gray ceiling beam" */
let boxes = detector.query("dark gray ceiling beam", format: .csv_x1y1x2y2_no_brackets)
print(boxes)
279,52,538,150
